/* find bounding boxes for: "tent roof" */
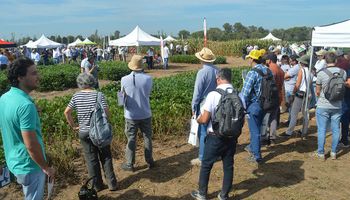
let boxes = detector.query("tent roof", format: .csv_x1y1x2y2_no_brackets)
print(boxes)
109,26,161,46
26,35,63,49
78,38,96,45
20,40,34,48
0,39,17,48
260,33,281,41
312,19,350,47
164,35,177,42
68,38,83,47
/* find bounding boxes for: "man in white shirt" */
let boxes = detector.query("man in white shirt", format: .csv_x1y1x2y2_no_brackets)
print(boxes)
314,49,327,73
170,42,174,55
163,44,170,70
191,68,239,200
31,50,40,65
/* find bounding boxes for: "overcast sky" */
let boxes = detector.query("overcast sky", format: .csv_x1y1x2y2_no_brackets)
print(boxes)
0,0,349,40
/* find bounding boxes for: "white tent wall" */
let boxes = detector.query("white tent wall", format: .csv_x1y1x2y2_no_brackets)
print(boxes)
303,19,350,135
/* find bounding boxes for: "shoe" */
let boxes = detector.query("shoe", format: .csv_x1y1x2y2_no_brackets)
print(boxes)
191,158,202,166
279,132,292,137
217,192,228,200
246,155,262,165
244,145,252,155
330,152,337,160
121,163,134,172
147,161,155,169
95,184,108,192
109,185,118,191
338,142,350,148
310,152,325,161
190,190,207,200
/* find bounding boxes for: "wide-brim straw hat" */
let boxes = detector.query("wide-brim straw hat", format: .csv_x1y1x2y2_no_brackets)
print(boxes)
315,49,327,56
128,55,144,71
195,47,216,63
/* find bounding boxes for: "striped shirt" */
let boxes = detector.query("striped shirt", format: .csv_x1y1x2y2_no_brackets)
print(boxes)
68,91,107,133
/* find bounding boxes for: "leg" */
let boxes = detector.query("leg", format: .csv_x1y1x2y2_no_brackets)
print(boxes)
220,138,237,198
330,109,342,153
247,102,264,161
268,107,279,140
316,108,329,155
16,170,46,200
198,123,208,161
98,145,117,189
341,106,350,145
286,96,303,135
124,119,139,165
80,136,104,187
139,118,154,165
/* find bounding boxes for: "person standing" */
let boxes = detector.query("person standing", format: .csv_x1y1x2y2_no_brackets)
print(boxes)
339,75,350,148
163,44,170,70
0,57,55,200
81,54,99,89
31,49,40,65
146,47,154,69
191,47,218,166
120,55,154,171
0,50,9,70
191,68,240,200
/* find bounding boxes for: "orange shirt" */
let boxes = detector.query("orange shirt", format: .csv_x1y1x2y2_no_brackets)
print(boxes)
269,63,285,105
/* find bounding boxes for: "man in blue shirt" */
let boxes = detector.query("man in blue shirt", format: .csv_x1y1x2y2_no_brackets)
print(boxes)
0,57,55,199
191,47,218,166
121,55,154,172
242,49,270,164
0,50,9,70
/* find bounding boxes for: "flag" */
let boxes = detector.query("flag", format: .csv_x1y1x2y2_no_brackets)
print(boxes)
204,17,207,47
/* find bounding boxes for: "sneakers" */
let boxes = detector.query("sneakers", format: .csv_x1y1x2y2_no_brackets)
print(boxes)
94,184,108,192
147,161,155,169
191,158,202,166
190,190,207,200
311,152,325,161
217,192,228,200
330,152,337,160
246,155,262,165
279,132,292,137
338,142,350,148
244,145,252,155
121,163,134,172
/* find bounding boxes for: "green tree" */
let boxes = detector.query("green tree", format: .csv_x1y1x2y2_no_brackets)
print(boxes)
178,30,191,39
223,23,233,33
191,31,204,39
207,28,224,41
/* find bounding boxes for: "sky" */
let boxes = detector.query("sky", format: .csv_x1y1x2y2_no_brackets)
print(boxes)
0,0,349,40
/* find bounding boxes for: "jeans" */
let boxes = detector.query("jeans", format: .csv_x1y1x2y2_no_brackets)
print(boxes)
163,58,169,69
247,102,264,161
198,134,237,198
80,135,117,189
341,102,350,145
316,108,342,154
16,170,46,200
196,105,208,161
125,118,154,165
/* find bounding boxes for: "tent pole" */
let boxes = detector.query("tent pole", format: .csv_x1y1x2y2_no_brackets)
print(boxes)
302,46,314,135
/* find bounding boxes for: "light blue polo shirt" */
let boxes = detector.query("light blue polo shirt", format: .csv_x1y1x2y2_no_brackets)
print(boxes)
0,87,45,175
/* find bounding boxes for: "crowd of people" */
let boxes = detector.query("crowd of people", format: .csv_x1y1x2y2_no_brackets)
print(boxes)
0,41,349,200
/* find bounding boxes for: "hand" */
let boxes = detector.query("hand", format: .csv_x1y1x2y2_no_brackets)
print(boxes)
192,111,195,116
43,167,55,180
73,126,80,131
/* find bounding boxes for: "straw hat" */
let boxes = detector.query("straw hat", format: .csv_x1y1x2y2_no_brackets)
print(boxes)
128,55,144,71
246,49,263,60
315,49,327,56
195,47,216,63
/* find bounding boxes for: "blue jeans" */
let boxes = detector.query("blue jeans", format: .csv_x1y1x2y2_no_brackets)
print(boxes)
316,108,342,154
198,123,208,161
163,58,169,69
16,170,46,200
247,102,264,161
341,102,350,145
198,134,237,198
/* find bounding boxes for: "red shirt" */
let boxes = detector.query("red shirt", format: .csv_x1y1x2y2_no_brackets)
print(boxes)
269,63,285,105
336,57,350,71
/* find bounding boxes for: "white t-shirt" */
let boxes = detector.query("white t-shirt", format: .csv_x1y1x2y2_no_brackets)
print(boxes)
201,83,234,132
314,59,327,73
163,46,170,58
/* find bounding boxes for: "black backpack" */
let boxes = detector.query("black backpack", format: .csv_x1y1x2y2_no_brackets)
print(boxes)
78,177,98,200
212,88,245,138
322,68,345,102
252,68,279,112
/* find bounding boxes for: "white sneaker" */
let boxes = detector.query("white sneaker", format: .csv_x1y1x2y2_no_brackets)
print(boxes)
310,152,325,161
330,152,337,160
191,158,202,166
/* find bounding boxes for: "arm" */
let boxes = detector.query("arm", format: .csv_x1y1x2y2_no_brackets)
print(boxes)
346,78,350,88
316,85,321,96
197,110,211,124
64,106,79,130
22,131,49,170
104,107,110,120
191,71,204,112
292,69,303,94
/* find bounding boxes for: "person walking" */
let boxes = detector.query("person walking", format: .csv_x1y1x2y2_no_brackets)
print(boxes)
163,44,170,69
120,55,154,172
81,54,99,89
191,47,218,166
0,57,55,200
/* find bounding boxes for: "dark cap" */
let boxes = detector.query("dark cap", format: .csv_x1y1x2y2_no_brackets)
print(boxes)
297,55,310,65
266,53,277,63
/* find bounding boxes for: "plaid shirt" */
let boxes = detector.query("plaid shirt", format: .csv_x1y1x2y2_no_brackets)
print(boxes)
241,64,270,104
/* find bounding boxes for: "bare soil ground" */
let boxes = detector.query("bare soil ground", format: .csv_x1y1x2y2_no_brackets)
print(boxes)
2,57,350,200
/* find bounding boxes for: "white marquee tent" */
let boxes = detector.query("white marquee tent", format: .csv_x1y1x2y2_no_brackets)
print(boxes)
260,33,281,41
26,35,63,49
109,26,161,46
20,40,34,48
68,38,83,47
164,35,177,42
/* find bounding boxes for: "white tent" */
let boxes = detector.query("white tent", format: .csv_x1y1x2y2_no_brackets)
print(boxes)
312,19,350,47
26,35,63,49
68,38,83,47
109,26,161,46
20,40,34,48
164,35,177,42
260,33,281,41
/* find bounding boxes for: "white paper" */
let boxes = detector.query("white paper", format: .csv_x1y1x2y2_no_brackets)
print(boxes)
188,116,199,146
0,166,11,188
47,177,54,200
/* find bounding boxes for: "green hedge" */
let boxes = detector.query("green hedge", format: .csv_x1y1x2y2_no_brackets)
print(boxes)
98,61,130,81
169,55,227,64
0,72,9,96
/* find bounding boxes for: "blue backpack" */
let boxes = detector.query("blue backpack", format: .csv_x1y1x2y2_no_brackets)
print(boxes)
89,92,113,148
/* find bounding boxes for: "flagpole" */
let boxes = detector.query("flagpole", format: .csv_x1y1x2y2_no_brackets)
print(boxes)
204,17,207,47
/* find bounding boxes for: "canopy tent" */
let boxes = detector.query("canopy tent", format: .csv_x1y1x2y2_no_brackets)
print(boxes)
0,39,17,48
77,38,96,46
26,35,63,49
164,35,177,42
312,19,350,47
68,38,83,47
20,40,34,48
109,26,161,46
302,19,350,135
260,33,281,41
